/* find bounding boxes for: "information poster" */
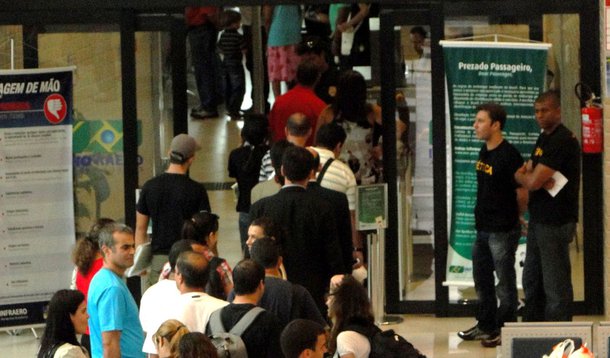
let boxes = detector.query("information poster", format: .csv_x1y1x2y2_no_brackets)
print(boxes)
356,184,388,230
0,68,75,328
440,41,550,285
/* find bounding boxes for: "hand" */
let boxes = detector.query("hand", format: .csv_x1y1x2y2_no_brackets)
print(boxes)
330,274,345,290
542,177,555,190
337,22,352,33
352,251,364,269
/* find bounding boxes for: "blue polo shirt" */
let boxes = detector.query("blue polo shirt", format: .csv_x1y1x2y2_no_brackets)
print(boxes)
88,268,144,358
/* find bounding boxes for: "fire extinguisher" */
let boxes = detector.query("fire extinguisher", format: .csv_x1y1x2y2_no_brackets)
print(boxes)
575,82,603,153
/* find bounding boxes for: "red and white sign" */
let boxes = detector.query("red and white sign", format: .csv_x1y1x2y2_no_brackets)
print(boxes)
43,93,67,124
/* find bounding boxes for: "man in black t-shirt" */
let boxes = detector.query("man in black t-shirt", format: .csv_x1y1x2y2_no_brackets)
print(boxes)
515,90,580,322
296,36,340,104
458,103,525,348
206,259,282,358
136,134,211,286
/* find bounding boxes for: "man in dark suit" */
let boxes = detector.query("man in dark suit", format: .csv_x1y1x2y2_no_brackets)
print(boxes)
250,146,346,315
306,148,354,273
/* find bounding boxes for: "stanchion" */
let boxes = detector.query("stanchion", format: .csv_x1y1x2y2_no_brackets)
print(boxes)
368,221,403,326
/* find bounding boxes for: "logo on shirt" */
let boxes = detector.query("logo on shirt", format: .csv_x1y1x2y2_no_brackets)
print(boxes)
534,147,543,157
475,160,493,175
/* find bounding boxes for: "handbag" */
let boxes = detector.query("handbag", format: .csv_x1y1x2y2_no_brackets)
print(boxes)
340,12,363,56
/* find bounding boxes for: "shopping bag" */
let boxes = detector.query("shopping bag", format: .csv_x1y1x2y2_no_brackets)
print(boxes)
542,339,575,358
340,28,355,55
568,344,594,358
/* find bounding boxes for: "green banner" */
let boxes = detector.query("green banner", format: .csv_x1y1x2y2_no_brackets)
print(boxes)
441,41,549,285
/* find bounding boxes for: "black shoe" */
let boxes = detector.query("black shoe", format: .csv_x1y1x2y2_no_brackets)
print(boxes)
191,108,218,119
457,325,491,341
239,107,253,115
481,332,501,347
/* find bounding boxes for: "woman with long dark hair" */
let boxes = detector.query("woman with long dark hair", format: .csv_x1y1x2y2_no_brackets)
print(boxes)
316,70,382,185
178,332,218,358
327,275,374,358
181,211,233,300
38,290,89,358
71,218,114,351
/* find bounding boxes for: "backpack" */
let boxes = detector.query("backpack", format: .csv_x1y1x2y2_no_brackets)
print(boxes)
208,306,264,358
346,323,426,358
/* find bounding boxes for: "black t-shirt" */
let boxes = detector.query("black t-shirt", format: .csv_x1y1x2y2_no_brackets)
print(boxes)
228,144,269,213
315,67,340,104
205,303,282,358
475,139,524,232
137,173,210,254
529,124,580,225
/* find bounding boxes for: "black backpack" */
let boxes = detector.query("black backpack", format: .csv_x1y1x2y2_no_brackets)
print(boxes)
346,323,426,358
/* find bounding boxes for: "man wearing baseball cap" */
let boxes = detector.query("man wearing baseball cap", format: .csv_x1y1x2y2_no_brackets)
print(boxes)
136,133,211,287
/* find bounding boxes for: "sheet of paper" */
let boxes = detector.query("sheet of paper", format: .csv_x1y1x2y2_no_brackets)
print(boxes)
546,171,568,197
126,242,151,277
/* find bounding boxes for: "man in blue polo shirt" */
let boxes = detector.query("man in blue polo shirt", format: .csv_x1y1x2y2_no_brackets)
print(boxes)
88,223,144,358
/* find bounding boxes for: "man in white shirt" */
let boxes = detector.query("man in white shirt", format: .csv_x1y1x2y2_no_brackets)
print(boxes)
139,240,195,356
173,251,229,332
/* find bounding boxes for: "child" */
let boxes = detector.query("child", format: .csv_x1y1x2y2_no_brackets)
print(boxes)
217,9,247,120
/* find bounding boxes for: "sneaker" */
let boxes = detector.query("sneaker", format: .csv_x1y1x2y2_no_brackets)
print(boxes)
457,325,492,341
481,333,501,347
191,108,218,119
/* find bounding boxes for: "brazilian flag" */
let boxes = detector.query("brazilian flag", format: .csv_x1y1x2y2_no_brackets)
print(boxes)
73,119,141,153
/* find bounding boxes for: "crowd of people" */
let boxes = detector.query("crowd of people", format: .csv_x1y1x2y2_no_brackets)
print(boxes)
45,40,414,355
35,3,580,356
184,4,384,121
44,216,402,358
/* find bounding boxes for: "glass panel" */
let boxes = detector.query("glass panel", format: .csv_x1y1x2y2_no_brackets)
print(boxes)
0,26,24,69
135,31,170,184
398,25,435,301
543,14,583,302
443,18,532,304
441,15,584,305
37,30,124,236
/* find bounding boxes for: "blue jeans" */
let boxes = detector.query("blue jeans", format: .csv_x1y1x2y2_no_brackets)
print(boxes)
188,24,219,111
472,229,520,333
238,211,250,256
222,62,245,114
522,222,575,321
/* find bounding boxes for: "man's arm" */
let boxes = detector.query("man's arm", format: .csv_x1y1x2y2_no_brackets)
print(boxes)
102,330,122,358
350,211,364,269
514,161,556,191
135,212,150,248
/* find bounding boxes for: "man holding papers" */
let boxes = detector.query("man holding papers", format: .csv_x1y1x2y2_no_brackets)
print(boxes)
514,90,581,322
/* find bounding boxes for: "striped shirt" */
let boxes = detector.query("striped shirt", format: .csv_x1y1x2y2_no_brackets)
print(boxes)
258,150,274,182
312,147,357,210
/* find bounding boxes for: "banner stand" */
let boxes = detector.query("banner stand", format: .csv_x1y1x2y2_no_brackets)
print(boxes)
0,324,43,338
368,227,404,326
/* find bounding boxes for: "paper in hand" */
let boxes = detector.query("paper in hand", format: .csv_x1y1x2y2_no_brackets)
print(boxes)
546,171,568,197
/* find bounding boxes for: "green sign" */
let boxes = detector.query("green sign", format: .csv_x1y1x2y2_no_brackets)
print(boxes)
441,41,549,284
356,184,388,230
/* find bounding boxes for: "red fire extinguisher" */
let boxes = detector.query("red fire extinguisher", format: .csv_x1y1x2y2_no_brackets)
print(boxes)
575,83,603,153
